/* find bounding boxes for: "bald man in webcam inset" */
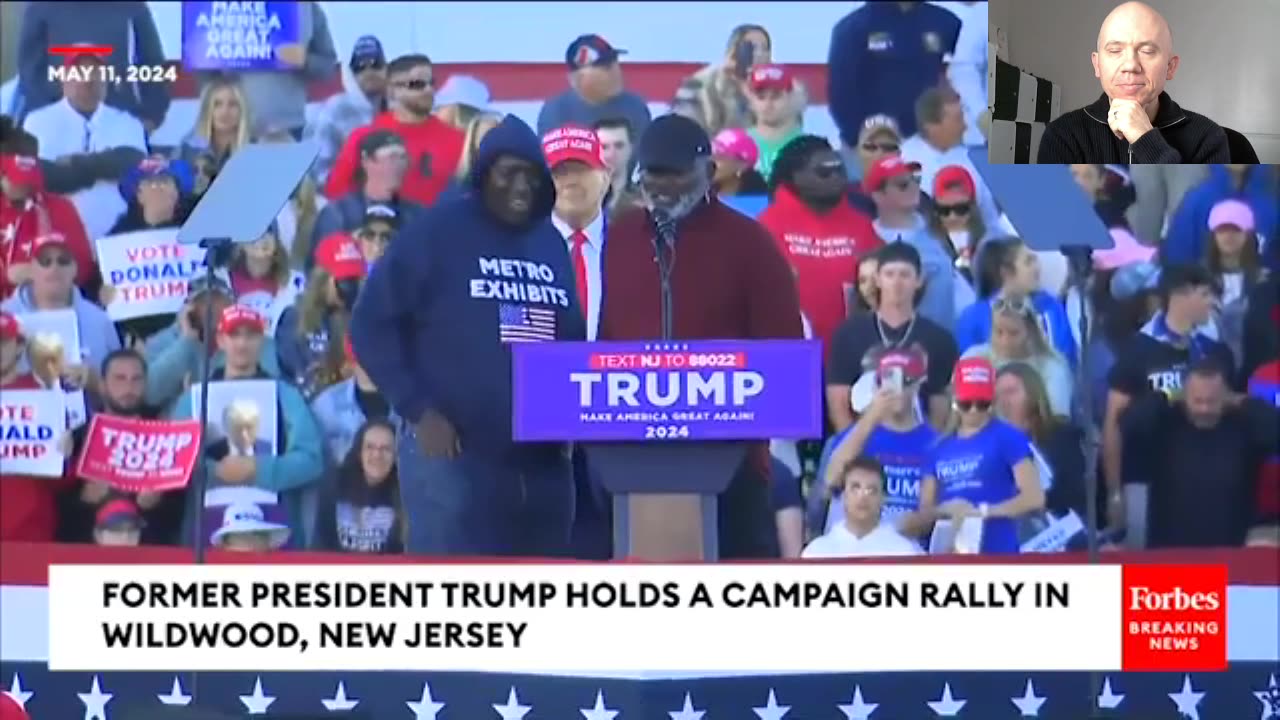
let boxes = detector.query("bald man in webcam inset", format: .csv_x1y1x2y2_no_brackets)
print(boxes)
1037,1,1229,164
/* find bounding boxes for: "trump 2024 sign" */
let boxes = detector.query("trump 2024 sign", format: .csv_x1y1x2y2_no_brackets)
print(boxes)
511,340,823,442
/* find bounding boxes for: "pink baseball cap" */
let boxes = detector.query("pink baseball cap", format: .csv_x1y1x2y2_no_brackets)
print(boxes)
711,128,759,167
1207,199,1256,232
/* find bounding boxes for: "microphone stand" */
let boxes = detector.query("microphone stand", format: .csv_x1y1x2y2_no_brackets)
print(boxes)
1063,244,1105,718
187,236,233,704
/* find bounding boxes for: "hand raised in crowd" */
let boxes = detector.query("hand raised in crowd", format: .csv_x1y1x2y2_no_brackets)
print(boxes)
1106,491,1126,532
6,262,32,287
62,363,92,390
56,431,73,458
136,491,162,510
177,302,199,340
275,43,306,68
215,456,257,485
80,481,112,505
1107,98,1155,144
864,385,903,423
416,409,461,459
99,284,118,306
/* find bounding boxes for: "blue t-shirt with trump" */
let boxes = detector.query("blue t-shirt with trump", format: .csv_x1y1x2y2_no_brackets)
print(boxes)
820,424,937,534
928,418,1033,554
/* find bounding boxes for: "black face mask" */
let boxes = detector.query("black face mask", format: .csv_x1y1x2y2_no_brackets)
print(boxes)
335,278,362,311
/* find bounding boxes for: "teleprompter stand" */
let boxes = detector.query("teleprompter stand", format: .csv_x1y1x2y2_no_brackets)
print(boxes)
175,139,318,705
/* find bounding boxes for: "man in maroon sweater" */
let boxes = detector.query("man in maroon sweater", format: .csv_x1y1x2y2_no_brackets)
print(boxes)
598,114,805,557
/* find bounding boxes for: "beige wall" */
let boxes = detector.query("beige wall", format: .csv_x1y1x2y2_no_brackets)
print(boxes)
996,0,1280,161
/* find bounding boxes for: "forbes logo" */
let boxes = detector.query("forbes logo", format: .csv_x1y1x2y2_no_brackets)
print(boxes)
1120,565,1228,672
1127,586,1222,612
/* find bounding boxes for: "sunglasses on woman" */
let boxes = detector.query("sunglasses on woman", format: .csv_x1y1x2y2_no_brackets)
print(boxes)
36,253,74,268
992,296,1034,315
936,202,972,217
956,400,992,413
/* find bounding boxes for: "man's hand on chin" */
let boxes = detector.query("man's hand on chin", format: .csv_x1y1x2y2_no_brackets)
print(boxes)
1108,98,1156,144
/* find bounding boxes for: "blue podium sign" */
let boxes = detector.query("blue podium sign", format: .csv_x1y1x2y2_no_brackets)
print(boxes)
511,340,823,442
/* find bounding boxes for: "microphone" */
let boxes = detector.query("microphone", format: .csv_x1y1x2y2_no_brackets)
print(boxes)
649,207,678,340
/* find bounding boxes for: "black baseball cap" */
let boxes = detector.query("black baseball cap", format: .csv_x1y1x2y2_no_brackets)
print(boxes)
565,35,626,70
350,35,385,71
358,129,405,158
636,114,712,173
362,204,398,230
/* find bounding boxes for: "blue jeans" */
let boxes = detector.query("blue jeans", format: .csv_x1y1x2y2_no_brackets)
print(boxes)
396,421,575,556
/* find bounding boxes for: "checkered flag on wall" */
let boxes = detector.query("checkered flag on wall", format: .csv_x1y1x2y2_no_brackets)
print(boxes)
987,55,1062,163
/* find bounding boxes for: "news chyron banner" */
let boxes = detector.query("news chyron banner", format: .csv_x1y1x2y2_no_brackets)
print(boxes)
46,564,1228,673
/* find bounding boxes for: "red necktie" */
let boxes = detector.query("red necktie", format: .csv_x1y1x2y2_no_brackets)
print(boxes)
570,230,589,315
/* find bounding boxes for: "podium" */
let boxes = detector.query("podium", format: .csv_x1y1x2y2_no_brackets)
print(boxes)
511,340,822,560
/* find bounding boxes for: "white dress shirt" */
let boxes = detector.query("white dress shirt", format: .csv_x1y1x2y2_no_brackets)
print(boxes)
23,98,148,242
802,521,923,558
552,211,604,341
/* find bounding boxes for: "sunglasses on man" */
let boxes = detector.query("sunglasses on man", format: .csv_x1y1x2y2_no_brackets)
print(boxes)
936,202,972,217
36,253,74,268
392,79,432,91
861,142,900,153
955,400,992,413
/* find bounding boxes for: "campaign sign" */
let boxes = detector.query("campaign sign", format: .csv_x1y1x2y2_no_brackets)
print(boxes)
96,229,207,320
512,340,823,442
182,1,302,71
0,390,66,477
76,415,202,493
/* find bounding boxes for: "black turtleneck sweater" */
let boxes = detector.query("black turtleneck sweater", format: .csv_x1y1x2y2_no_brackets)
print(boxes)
1037,92,1229,164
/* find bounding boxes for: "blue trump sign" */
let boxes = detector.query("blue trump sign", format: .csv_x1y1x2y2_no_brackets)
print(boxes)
182,2,303,71
511,340,823,442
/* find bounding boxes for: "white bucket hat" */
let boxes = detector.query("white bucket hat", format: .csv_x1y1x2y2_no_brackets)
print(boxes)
211,503,290,550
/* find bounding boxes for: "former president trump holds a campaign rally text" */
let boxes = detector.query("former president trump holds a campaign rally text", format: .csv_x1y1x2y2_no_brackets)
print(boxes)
598,114,805,558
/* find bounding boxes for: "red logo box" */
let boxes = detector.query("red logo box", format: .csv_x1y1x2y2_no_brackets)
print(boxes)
1121,564,1228,671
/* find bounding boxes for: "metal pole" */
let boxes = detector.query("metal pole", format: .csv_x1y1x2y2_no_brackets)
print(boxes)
1063,245,1103,717
188,236,232,704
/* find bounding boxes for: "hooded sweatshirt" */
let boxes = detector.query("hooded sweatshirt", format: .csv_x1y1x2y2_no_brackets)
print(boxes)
351,115,586,458
758,186,881,348
0,186,95,299
324,112,465,208
1163,166,1279,271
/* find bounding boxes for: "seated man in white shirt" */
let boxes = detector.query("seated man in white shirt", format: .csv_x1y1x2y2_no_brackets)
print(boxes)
22,48,148,241
802,455,923,558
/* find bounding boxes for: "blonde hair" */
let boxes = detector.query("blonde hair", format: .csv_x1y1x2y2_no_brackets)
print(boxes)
992,302,1057,361
195,79,251,153
455,113,503,181
223,398,261,428
288,176,321,270
28,332,64,358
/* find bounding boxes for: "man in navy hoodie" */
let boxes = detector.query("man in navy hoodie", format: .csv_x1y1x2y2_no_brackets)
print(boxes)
352,115,587,557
